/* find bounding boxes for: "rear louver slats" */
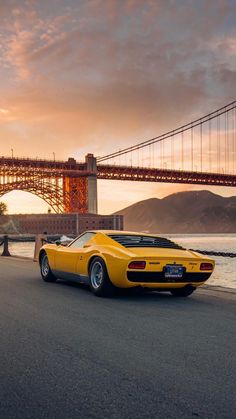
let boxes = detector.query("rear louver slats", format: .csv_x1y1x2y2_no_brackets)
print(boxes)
108,235,184,250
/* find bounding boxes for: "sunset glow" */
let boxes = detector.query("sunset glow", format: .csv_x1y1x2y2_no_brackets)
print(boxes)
0,0,235,213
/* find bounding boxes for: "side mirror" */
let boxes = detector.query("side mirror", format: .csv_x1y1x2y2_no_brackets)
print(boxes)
55,240,61,246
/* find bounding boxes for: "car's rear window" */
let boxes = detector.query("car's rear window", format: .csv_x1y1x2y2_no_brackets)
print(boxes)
108,234,184,249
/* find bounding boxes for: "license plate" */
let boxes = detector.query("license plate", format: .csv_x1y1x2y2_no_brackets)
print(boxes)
165,265,184,278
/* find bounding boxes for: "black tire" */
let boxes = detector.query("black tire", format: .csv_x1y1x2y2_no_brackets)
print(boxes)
40,252,57,283
171,286,195,297
89,257,115,297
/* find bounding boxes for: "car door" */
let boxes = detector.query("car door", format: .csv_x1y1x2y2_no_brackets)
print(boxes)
54,232,95,281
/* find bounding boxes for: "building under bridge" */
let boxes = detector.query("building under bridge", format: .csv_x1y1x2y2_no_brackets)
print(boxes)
0,213,123,236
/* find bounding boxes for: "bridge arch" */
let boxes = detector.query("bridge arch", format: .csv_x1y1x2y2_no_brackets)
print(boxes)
0,180,67,213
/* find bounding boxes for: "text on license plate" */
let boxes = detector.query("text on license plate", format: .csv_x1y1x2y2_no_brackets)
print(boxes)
165,265,184,278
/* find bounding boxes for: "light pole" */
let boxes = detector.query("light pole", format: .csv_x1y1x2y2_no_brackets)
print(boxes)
11,148,13,158
53,152,55,161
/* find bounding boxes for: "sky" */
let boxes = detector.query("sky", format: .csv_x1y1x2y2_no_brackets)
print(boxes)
0,0,236,214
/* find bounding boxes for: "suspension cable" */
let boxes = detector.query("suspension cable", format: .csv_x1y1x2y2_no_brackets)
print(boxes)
97,101,236,162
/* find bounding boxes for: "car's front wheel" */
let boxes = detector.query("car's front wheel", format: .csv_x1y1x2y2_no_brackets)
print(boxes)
171,285,195,297
89,257,115,297
40,252,57,282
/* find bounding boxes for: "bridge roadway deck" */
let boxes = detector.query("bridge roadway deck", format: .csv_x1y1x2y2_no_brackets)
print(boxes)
0,257,235,419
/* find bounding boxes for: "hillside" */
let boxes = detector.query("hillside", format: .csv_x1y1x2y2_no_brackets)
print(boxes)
114,191,236,233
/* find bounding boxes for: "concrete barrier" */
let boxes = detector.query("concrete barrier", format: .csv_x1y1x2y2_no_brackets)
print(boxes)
33,233,47,262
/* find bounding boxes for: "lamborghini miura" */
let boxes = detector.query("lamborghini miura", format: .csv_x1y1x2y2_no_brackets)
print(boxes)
39,230,215,297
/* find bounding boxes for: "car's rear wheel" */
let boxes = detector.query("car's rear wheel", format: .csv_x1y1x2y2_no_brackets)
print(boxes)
89,257,115,297
40,252,57,283
171,285,195,297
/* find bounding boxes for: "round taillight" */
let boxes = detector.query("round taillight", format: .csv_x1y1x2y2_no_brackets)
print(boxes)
128,261,146,269
200,263,213,271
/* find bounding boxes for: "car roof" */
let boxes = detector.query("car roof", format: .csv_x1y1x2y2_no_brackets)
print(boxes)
89,230,184,250
87,230,159,237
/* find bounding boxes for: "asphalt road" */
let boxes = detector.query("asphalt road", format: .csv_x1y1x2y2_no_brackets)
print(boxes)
0,257,235,419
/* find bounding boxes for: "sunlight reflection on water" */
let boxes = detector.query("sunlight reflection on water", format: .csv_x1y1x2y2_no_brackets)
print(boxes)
167,234,236,289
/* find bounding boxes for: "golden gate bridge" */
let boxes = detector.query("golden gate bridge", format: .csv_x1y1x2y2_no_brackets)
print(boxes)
0,100,235,214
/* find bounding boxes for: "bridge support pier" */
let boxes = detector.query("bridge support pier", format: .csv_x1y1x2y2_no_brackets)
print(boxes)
63,154,97,214
86,154,97,214
63,176,88,213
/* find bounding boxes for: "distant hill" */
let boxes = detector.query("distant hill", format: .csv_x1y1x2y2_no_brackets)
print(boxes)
114,191,236,233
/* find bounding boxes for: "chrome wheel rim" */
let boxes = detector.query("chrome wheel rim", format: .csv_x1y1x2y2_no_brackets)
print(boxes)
90,262,103,289
41,254,49,277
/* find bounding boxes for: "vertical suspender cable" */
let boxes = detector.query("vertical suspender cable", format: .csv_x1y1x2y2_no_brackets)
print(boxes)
225,111,227,174
171,135,173,170
233,107,236,174
209,119,211,173
200,122,203,172
163,140,165,169
161,140,163,169
224,113,227,173
218,115,221,173
216,115,219,172
191,125,193,172
173,135,174,170
226,110,229,174
152,143,154,168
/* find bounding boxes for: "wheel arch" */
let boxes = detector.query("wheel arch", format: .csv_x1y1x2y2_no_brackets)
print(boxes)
39,249,47,263
87,254,107,274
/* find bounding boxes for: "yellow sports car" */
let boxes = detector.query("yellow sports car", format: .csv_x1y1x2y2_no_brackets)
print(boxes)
39,230,215,297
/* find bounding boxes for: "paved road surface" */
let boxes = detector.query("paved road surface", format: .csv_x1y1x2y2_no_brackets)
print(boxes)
0,257,235,419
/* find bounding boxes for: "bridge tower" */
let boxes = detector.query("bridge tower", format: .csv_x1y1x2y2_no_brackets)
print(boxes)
63,154,98,214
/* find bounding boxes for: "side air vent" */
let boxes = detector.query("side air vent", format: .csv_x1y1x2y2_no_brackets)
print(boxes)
108,234,184,250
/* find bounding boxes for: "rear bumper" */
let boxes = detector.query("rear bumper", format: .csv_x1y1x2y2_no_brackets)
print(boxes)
127,271,212,283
